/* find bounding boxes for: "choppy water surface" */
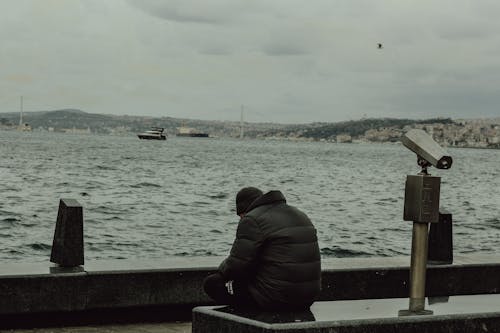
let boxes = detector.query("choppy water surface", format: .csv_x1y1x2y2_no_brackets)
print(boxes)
0,131,499,263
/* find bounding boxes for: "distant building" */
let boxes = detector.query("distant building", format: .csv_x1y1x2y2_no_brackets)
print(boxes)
17,123,32,132
336,134,352,143
61,127,92,134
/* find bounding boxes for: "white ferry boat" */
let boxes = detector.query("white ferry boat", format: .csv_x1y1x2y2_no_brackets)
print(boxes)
137,127,167,140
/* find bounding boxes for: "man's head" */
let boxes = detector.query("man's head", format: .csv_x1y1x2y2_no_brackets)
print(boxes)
236,187,263,216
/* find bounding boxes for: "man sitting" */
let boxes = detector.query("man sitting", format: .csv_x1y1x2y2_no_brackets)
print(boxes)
203,187,321,310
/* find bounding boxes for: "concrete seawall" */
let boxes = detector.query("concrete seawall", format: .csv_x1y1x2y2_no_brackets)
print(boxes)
1,255,499,328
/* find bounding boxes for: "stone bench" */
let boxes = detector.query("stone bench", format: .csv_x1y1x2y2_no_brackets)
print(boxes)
193,294,500,333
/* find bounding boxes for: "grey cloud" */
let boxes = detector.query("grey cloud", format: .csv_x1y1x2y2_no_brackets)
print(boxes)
394,88,500,118
436,21,497,41
262,43,308,56
259,22,323,57
3,0,500,122
199,46,232,56
127,0,232,24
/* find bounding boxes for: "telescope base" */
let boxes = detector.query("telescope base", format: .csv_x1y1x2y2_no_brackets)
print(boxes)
398,309,434,316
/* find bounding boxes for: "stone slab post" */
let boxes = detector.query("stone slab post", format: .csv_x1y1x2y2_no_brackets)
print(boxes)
50,199,84,267
428,211,453,265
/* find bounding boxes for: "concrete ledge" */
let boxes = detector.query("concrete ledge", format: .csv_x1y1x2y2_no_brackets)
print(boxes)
0,255,500,327
0,305,195,329
193,295,500,333
0,268,215,314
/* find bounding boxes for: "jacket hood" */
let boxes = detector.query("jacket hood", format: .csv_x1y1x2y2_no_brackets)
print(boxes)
245,190,286,213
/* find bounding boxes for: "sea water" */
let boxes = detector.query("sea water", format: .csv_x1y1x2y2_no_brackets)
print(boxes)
0,130,499,263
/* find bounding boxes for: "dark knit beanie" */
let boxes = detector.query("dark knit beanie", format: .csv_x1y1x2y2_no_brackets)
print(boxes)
236,187,263,215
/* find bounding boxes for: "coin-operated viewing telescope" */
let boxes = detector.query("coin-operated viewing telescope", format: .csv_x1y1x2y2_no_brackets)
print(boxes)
398,129,453,316
401,129,453,172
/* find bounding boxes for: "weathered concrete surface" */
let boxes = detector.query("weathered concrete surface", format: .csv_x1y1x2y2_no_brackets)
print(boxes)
1,255,500,328
0,322,191,333
193,294,500,333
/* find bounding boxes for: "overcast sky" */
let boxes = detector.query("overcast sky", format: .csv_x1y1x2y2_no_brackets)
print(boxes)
1,0,499,123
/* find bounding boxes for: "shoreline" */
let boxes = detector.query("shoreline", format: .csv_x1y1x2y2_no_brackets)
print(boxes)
1,128,499,150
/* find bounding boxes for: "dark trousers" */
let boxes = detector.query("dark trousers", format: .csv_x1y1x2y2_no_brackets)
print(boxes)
203,273,257,307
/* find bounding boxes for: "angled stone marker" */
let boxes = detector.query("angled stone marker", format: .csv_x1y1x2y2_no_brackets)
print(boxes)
428,211,453,265
50,198,84,267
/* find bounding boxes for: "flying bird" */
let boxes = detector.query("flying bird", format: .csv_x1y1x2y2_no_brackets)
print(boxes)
377,43,383,49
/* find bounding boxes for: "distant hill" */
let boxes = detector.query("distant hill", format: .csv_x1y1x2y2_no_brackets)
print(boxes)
273,117,454,139
0,109,287,136
0,110,498,148
0,109,445,137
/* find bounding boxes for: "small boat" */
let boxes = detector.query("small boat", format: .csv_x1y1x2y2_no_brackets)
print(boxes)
137,127,167,140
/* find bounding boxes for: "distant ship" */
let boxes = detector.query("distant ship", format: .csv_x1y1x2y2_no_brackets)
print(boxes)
176,126,209,138
137,127,167,140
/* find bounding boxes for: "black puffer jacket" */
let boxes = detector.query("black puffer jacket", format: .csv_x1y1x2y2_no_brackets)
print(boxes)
219,191,321,309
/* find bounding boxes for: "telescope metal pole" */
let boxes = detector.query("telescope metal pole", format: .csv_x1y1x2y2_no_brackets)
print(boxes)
408,221,430,313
